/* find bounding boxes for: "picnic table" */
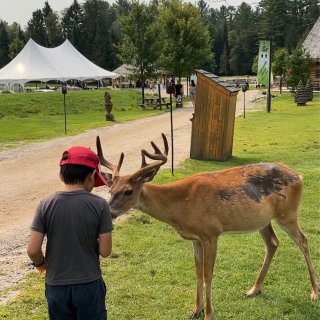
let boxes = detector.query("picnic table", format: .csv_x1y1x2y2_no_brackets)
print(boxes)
139,97,171,110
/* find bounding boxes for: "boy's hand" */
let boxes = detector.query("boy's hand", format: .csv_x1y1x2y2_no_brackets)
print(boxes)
37,264,46,274
32,255,45,273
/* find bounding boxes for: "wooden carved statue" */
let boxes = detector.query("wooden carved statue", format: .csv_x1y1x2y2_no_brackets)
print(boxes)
104,91,114,121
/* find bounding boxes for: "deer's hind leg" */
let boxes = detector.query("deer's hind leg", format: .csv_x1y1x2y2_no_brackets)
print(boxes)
246,223,279,297
276,215,319,300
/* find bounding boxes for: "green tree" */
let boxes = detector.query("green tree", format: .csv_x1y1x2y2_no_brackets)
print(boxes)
111,0,132,57
0,20,10,68
305,0,320,22
114,0,131,16
219,43,229,76
228,3,259,75
82,0,118,70
26,9,48,46
251,55,258,74
45,11,63,47
272,48,289,93
258,0,289,48
305,79,313,101
295,80,307,106
8,38,25,60
42,1,52,17
42,2,63,47
158,0,212,78
216,20,230,75
117,2,161,101
198,0,210,18
61,0,84,50
285,47,313,89
201,5,234,73
6,22,26,59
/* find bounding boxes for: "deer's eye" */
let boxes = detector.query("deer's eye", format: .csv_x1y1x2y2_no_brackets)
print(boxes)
124,189,133,197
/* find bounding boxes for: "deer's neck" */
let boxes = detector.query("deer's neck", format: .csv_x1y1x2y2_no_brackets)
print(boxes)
136,181,202,241
137,183,182,224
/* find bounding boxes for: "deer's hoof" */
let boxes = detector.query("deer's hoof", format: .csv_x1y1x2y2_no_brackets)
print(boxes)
311,291,319,301
245,287,261,298
190,309,204,319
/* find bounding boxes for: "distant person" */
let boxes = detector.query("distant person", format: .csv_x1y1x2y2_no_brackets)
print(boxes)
150,80,156,93
27,146,113,320
245,80,249,90
189,79,196,106
175,80,184,107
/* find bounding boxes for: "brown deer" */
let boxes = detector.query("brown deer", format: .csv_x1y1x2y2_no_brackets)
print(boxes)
96,133,319,320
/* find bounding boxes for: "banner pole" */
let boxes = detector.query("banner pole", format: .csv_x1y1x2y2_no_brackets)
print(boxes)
170,93,174,176
257,39,272,113
267,40,272,113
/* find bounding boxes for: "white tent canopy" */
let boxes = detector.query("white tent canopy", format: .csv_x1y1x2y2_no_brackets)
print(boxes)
112,64,134,78
0,38,118,88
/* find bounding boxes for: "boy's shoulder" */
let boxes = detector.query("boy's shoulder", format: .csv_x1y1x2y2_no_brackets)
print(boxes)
40,190,106,205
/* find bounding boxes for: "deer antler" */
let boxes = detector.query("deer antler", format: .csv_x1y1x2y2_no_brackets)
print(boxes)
131,133,168,181
96,136,124,179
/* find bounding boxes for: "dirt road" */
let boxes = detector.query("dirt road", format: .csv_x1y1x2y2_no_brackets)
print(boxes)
0,89,264,300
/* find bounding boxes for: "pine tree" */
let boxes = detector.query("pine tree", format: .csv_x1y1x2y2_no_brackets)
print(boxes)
26,9,48,46
7,22,26,59
295,80,306,106
305,79,313,102
61,0,84,50
219,43,229,76
0,20,10,68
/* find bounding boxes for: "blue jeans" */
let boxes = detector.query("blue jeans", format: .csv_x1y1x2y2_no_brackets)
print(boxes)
45,278,107,320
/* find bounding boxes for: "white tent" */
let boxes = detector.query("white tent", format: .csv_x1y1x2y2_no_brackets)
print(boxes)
0,38,118,89
112,64,134,78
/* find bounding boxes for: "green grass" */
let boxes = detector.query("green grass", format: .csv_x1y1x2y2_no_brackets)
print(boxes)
0,89,165,149
0,93,319,319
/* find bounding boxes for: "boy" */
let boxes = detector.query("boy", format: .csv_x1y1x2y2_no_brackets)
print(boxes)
27,146,113,320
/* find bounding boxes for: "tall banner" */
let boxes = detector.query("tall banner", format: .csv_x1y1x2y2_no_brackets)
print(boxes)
257,40,271,87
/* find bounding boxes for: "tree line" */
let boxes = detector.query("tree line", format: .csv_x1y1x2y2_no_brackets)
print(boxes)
0,0,319,81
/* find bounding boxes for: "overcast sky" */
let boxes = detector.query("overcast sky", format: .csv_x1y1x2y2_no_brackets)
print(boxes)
0,0,256,28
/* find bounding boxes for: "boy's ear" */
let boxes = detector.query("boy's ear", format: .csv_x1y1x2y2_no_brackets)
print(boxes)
91,170,97,182
59,173,65,182
86,170,96,187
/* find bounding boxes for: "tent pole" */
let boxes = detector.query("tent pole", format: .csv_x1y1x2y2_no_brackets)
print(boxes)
62,84,67,135
64,93,67,135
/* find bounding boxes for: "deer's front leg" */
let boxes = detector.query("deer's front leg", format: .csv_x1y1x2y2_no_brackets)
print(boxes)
202,237,218,320
192,240,204,318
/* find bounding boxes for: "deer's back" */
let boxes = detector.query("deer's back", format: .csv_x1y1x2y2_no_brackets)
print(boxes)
158,163,302,236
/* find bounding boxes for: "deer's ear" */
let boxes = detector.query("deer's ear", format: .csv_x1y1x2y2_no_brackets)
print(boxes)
135,168,159,183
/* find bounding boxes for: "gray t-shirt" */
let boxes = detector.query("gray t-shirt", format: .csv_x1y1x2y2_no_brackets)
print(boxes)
31,190,113,286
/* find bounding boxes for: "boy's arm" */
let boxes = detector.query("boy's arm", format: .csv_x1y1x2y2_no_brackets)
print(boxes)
27,230,45,266
98,232,112,258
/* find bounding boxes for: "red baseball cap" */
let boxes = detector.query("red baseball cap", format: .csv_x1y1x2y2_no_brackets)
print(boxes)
60,146,108,187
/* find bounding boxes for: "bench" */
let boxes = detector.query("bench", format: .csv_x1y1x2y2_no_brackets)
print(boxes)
139,103,160,110
162,102,171,109
139,98,171,110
